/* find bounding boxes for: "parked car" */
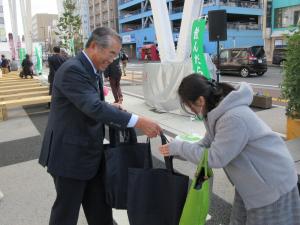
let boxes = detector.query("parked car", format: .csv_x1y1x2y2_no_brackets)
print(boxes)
272,48,286,66
213,46,267,77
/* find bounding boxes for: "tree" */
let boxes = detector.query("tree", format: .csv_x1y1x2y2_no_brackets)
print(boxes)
55,0,83,55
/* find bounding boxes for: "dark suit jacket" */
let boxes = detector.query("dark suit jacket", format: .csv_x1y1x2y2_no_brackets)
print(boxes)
48,54,66,83
39,52,132,180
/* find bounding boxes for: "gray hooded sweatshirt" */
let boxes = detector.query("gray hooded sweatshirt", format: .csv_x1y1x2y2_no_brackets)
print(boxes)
169,82,298,209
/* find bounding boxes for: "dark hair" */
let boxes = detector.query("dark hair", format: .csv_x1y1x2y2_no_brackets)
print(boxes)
25,54,30,59
85,27,121,49
53,46,60,53
178,74,235,114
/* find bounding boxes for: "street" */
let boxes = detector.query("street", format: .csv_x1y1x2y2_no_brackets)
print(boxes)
124,63,285,106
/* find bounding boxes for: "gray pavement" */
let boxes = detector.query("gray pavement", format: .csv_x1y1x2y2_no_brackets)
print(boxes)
0,66,292,225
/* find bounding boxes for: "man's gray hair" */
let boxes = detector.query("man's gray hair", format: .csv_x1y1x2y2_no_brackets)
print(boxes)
85,27,121,49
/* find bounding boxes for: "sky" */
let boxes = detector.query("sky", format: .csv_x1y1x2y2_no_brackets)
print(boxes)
3,0,58,35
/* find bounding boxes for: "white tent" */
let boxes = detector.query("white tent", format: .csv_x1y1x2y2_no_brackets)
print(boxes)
144,0,216,111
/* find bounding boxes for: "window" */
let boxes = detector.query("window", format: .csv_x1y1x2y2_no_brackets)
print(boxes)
275,8,285,28
275,5,300,28
0,17,4,24
231,50,247,59
231,50,240,58
0,6,3,13
266,1,272,28
220,50,229,60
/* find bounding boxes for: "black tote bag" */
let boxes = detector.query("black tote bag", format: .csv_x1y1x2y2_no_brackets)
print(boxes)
104,127,152,209
127,134,189,225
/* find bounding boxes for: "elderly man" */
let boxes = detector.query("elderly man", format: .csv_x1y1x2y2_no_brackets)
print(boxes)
39,27,161,225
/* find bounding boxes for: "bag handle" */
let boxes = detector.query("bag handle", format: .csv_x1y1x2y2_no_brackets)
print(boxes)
160,133,174,173
194,149,209,190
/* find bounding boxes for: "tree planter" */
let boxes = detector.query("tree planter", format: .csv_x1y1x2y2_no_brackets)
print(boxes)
287,117,300,140
251,95,272,109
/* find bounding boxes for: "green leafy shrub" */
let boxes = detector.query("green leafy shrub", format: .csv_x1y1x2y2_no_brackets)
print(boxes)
281,31,300,119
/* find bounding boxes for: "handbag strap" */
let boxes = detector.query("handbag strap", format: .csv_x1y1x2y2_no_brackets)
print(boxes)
193,148,209,190
144,137,152,169
204,148,208,177
195,148,209,178
160,133,174,174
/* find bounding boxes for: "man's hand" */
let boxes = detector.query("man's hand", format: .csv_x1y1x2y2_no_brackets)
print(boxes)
135,116,161,138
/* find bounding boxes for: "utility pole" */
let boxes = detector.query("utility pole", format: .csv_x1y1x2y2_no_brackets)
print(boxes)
20,0,33,55
8,0,18,59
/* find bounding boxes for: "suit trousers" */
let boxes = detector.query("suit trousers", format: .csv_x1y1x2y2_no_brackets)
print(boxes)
109,77,123,103
49,160,113,225
49,81,53,96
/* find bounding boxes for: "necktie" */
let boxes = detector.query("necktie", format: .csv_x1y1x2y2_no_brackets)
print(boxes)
96,71,104,101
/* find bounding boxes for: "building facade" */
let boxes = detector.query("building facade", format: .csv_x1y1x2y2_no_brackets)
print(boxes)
88,0,119,32
264,0,300,61
0,0,6,42
119,0,264,59
74,0,91,44
32,14,58,42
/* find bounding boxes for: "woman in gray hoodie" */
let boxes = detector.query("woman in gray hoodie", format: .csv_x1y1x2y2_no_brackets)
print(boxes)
160,74,300,225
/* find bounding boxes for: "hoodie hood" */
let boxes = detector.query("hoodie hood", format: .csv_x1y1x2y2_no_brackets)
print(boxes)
206,82,253,127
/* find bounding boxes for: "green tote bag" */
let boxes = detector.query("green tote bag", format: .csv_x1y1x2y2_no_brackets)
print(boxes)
179,149,213,225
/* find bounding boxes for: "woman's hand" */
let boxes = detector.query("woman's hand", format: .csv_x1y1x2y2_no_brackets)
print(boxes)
159,144,170,156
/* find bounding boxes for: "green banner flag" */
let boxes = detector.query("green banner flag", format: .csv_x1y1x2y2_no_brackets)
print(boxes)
34,45,43,75
19,48,26,63
191,19,211,79
69,37,75,56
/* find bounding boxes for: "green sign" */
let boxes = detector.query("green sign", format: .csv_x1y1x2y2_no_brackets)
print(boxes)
19,48,26,63
191,19,211,79
34,45,43,75
69,37,75,56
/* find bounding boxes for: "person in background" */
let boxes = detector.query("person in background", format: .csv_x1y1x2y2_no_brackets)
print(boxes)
10,57,19,71
48,46,66,95
21,54,34,79
60,48,70,60
7,59,11,72
1,55,9,74
120,49,128,76
47,46,66,108
104,55,123,104
160,74,300,225
39,27,161,225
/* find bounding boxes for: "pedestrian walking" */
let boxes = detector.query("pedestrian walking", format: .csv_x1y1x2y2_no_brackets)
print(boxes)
39,27,161,225
120,49,128,76
48,46,66,95
160,74,300,225
104,56,123,104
